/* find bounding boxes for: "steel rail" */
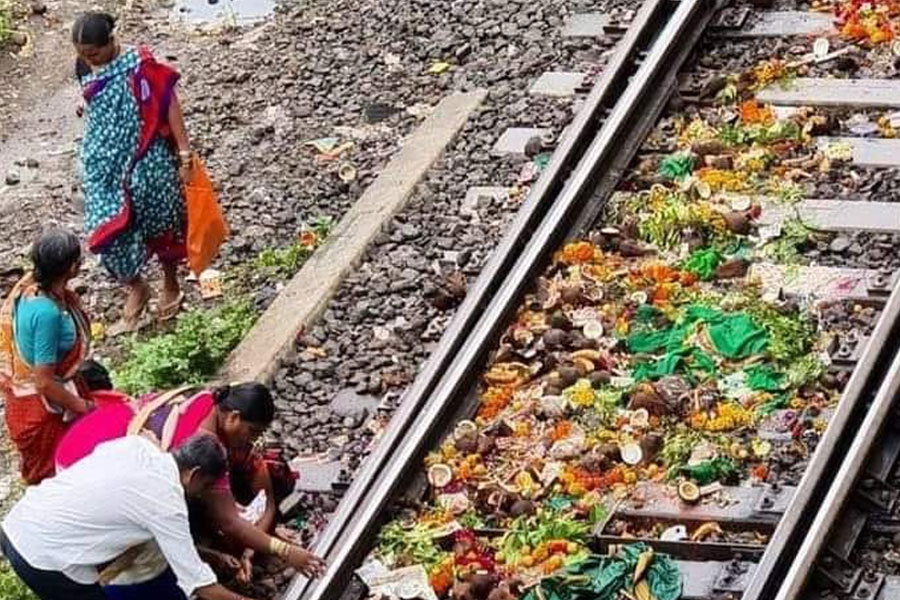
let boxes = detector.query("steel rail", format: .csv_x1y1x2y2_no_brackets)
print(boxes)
743,286,900,600
751,281,900,600
290,0,720,597
280,0,676,598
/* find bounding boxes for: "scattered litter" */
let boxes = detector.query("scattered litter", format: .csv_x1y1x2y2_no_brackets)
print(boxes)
847,114,879,136
812,37,830,58
90,322,106,340
338,162,357,182
199,269,223,299
660,525,688,541
368,565,438,600
305,137,340,154
356,559,390,586
306,138,354,161
427,61,451,74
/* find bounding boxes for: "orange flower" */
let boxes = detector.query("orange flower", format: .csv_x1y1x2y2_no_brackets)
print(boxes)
559,241,596,265
429,569,453,596
299,230,318,249
751,464,768,481
478,385,514,420
651,284,672,305
740,100,774,125
551,420,572,442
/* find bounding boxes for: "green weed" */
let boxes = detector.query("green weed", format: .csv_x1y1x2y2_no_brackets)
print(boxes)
252,216,334,278
0,562,36,600
111,217,332,394
112,300,256,394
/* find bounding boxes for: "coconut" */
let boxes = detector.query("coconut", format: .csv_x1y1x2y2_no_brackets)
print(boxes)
627,385,669,416
558,365,579,387
597,443,621,462
468,573,497,600
723,211,751,235
560,285,583,304
455,433,479,454
640,433,664,461
543,328,568,349
509,498,537,517
428,464,453,488
477,434,496,455
620,442,643,465
678,481,701,504
549,311,572,330
589,370,612,388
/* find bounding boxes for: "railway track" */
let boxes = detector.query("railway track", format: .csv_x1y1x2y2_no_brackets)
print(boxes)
274,1,900,600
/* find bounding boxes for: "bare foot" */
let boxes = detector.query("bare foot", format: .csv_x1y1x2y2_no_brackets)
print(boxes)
123,279,151,327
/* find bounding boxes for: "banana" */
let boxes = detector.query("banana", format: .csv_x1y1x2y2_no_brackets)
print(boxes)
634,580,653,600
634,549,654,583
690,522,723,542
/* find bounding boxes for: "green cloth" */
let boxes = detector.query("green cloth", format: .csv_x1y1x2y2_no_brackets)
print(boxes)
706,313,767,359
681,457,737,485
522,544,682,600
634,304,662,326
682,248,721,281
659,153,694,181
632,347,715,381
627,326,686,354
547,496,575,511
745,365,784,392
627,304,768,381
755,395,788,416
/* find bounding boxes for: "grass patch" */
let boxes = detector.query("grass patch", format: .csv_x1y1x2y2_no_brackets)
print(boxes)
111,217,333,394
0,0,21,46
112,299,256,394
0,562,36,600
252,216,333,278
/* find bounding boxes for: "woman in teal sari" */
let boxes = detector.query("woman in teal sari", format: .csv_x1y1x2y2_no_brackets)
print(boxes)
74,12,191,333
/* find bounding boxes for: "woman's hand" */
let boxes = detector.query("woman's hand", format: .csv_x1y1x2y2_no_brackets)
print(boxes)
178,151,193,184
285,546,326,579
238,549,254,584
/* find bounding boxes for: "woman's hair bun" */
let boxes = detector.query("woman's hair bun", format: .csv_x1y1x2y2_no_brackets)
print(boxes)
212,385,231,405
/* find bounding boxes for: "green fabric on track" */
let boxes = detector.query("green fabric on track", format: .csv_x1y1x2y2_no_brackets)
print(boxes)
627,304,768,381
706,313,768,359
681,456,737,485
682,248,721,281
522,544,682,600
659,153,694,181
745,365,784,392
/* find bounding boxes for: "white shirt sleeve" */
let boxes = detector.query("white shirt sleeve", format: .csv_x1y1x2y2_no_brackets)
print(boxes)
121,450,218,599
142,486,218,598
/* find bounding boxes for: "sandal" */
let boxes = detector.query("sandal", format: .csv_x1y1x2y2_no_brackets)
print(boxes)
157,291,185,322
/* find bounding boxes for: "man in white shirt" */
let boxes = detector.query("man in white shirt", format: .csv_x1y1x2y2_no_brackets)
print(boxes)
1,434,258,600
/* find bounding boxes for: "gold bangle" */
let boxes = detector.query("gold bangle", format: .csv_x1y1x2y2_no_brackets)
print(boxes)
268,537,290,558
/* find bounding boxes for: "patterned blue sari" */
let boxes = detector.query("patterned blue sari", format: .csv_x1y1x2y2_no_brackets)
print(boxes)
79,46,185,281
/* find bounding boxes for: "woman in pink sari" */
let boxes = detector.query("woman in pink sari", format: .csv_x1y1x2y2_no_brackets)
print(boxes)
56,382,325,586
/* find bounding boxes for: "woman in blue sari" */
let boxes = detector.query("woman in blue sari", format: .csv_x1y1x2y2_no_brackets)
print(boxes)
74,12,191,333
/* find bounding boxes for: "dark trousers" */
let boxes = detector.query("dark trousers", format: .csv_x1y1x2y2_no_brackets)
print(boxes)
0,528,106,600
103,569,188,600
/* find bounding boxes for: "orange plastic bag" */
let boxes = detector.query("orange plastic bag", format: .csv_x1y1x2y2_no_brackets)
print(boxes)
183,157,228,275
